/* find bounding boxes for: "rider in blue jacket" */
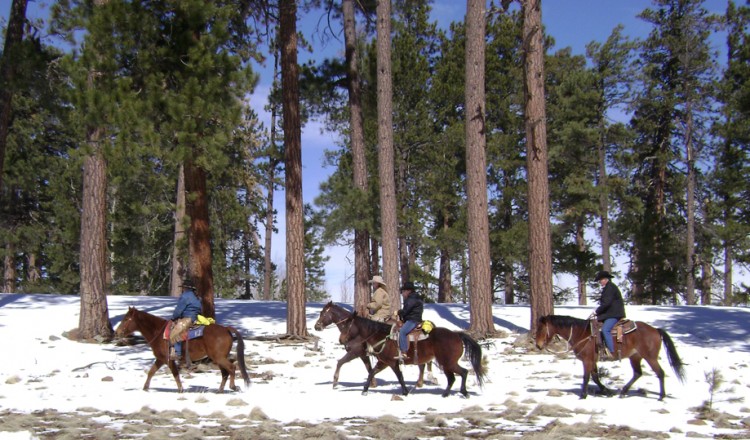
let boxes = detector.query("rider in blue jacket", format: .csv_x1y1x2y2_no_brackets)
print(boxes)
171,285,202,360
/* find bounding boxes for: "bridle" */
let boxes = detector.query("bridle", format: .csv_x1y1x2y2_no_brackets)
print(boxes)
541,321,594,355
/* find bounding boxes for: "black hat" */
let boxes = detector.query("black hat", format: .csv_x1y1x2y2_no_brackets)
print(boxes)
594,271,611,281
400,281,416,291
181,278,196,290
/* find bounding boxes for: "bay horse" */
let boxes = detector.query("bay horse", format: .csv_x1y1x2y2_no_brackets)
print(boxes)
338,311,487,397
114,306,250,393
535,315,685,400
313,302,433,388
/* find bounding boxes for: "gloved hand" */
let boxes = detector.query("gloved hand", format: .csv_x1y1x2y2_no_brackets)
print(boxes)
588,312,596,320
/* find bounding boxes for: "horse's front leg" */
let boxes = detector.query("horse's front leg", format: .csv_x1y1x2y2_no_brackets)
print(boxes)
332,344,364,388
580,359,594,399
391,363,409,396
590,363,612,397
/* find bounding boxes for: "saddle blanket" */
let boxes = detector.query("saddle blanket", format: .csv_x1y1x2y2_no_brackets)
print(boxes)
164,324,205,341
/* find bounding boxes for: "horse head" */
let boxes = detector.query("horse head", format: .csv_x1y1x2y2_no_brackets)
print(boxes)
314,301,336,331
114,306,138,338
534,315,553,350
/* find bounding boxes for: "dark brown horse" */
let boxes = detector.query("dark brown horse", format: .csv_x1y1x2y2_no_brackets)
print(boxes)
338,311,486,397
535,315,685,400
313,302,433,388
114,307,250,393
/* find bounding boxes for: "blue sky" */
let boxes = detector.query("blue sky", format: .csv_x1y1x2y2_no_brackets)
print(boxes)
2,1,733,300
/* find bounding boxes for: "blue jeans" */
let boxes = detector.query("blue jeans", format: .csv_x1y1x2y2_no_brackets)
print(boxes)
175,341,183,356
399,320,418,352
601,318,618,353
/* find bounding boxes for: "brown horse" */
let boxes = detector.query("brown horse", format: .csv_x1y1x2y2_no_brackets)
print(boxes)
535,315,685,400
338,311,486,397
114,306,250,393
313,302,433,388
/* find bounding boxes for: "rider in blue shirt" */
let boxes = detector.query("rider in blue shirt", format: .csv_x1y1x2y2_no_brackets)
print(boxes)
171,285,202,360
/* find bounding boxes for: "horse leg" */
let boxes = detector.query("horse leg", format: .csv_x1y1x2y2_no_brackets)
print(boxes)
157,359,183,393
620,355,644,399
643,355,667,401
333,347,365,388
416,364,425,388
392,363,409,396
362,360,388,396
580,360,595,399
590,364,612,396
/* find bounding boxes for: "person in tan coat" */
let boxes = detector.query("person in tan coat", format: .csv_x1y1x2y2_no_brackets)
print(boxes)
367,275,391,321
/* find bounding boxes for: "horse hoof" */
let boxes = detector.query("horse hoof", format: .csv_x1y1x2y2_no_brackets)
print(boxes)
361,391,368,396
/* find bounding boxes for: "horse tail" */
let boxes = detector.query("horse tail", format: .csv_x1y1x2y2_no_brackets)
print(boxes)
658,328,686,384
227,326,251,389
459,332,487,388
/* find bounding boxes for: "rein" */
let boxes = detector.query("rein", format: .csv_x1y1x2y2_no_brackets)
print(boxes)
134,312,170,347
544,322,594,355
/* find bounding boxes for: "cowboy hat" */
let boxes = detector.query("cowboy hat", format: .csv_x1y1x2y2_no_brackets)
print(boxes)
594,270,611,281
400,281,416,291
368,275,386,287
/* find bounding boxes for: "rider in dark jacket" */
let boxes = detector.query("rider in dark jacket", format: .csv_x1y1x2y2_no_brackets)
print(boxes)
396,281,423,360
593,270,625,358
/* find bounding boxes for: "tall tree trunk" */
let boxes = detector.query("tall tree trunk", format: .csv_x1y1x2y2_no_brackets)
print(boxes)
26,253,41,285
522,0,553,336
685,104,696,305
376,0,400,313
3,242,15,293
264,36,281,302
438,247,452,303
0,0,28,194
184,160,215,318
596,119,611,273
465,0,495,337
576,221,587,305
78,136,113,340
723,244,732,306
699,257,711,305
370,237,380,277
280,0,307,337
170,164,186,297
504,272,514,305
343,0,371,313
263,157,276,300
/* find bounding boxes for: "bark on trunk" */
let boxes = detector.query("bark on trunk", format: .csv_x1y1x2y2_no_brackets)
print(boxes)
576,222,587,305
79,141,113,340
596,119,611,273
184,160,215,318
376,0,400,313
685,106,696,305
438,247,453,303
170,164,186,297
3,242,16,293
344,0,371,315
465,0,495,337
280,0,307,337
522,0,553,336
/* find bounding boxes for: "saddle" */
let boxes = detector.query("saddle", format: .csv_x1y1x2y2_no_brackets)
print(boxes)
591,318,637,360
387,320,435,363
164,316,214,367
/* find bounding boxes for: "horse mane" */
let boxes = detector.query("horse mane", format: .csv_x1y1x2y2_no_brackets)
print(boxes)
540,314,589,329
351,312,391,336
